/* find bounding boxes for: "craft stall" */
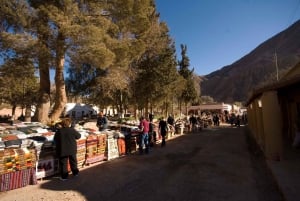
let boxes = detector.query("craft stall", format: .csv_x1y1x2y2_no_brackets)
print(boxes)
0,123,38,192
0,121,141,192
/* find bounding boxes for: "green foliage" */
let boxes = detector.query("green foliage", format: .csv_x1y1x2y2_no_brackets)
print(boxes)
0,58,39,108
0,0,196,119
178,44,198,105
178,44,194,79
0,1,39,109
130,15,180,111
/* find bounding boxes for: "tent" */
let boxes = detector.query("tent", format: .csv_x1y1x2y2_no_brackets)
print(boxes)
64,103,98,119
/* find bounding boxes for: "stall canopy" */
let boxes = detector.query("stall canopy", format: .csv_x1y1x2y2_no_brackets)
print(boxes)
64,103,98,119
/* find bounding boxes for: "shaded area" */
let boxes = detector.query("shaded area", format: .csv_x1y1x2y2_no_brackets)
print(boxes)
245,127,285,201
0,126,284,201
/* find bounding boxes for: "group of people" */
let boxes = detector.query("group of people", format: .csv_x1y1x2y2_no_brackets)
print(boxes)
138,115,171,154
53,112,175,181
95,112,171,155
186,112,247,131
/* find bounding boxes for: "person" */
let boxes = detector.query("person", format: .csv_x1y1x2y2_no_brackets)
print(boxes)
54,118,81,181
65,114,76,128
230,113,235,126
189,115,197,132
139,116,150,154
167,115,175,134
213,114,219,126
124,127,132,155
167,115,175,127
148,120,155,147
235,115,241,127
96,112,108,131
149,113,154,122
159,117,168,147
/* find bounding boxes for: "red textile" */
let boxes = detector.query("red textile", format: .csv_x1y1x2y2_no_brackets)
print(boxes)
0,168,37,192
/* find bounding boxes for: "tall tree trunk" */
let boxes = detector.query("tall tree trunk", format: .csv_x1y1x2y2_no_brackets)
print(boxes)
164,99,168,118
49,33,67,121
33,56,51,124
171,96,174,116
12,105,16,120
134,104,138,121
120,90,124,118
178,98,182,117
145,100,149,119
25,105,32,122
35,64,51,124
33,34,51,124
185,101,188,116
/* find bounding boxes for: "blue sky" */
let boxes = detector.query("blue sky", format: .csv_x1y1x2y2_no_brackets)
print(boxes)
155,0,300,75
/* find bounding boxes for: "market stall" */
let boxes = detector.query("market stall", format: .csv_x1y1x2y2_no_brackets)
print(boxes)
0,121,144,191
0,145,37,191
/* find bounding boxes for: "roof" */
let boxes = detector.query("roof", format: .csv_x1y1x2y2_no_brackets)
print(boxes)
246,61,300,106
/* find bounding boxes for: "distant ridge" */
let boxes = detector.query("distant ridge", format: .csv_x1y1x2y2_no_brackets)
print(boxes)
200,20,300,103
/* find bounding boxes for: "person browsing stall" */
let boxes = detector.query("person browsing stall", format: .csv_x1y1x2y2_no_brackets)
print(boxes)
54,118,81,181
159,117,168,147
139,116,150,154
96,112,108,131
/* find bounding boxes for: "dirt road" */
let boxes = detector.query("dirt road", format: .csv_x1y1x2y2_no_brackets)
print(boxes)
0,125,283,201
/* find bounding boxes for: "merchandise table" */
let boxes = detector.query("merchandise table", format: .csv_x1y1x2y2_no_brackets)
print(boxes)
0,168,37,192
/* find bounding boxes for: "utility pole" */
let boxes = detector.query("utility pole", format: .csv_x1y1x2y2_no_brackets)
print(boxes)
274,51,279,81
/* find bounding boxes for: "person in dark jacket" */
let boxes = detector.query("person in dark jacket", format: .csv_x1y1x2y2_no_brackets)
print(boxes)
159,117,168,147
54,118,81,181
96,112,108,131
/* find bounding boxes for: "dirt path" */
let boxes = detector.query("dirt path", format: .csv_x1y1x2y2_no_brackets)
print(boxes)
0,125,283,201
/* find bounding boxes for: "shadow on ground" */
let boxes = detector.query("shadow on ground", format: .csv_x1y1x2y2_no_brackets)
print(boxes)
35,126,284,201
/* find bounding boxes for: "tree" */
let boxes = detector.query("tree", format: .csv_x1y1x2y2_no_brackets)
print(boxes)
31,1,113,122
65,0,169,118
0,0,39,119
178,44,198,115
129,8,181,118
1,0,116,123
0,0,182,122
0,58,39,120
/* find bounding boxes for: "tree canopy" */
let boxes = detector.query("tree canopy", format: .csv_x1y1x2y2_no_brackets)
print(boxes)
178,44,198,114
0,0,200,122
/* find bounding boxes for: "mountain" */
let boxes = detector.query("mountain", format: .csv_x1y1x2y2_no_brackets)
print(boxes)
200,20,300,103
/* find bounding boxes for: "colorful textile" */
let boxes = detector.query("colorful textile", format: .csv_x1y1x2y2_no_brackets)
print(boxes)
117,138,126,156
84,134,107,165
0,168,37,192
106,138,119,160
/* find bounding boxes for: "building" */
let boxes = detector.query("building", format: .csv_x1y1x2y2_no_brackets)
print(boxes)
246,62,300,160
188,103,233,115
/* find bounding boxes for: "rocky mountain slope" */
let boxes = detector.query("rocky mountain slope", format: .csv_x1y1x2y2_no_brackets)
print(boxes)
200,20,300,103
